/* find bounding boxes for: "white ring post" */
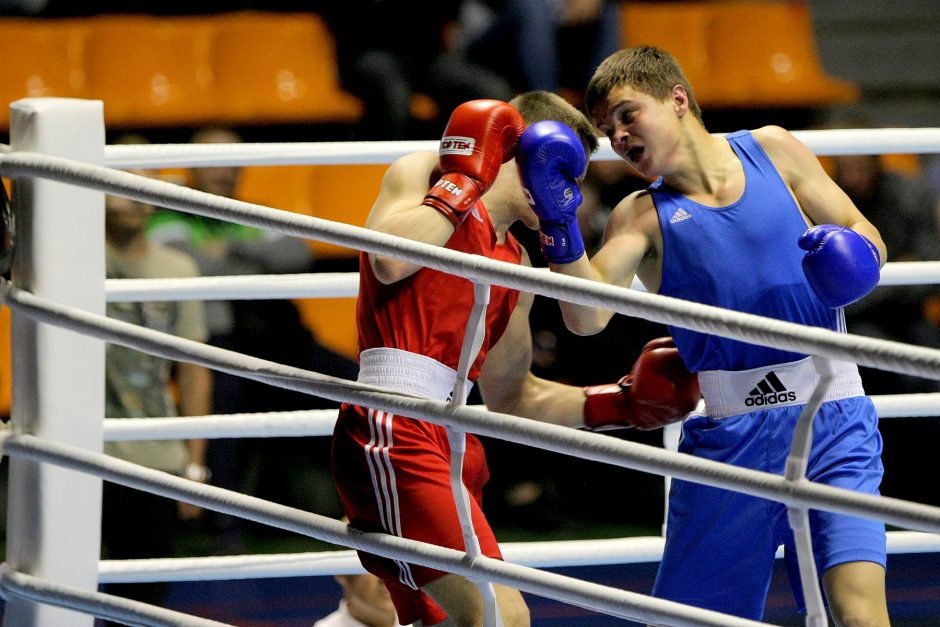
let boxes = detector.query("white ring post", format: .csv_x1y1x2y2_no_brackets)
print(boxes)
4,98,106,627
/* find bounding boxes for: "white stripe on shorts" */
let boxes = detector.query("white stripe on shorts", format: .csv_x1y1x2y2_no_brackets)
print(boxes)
364,408,418,590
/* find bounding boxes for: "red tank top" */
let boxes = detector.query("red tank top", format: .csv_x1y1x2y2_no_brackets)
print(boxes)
356,201,522,383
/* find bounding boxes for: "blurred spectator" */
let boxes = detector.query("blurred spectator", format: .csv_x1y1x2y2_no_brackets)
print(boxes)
459,0,622,105
148,126,319,413
830,134,940,394
0,0,47,15
924,153,940,201
39,0,258,15
316,0,513,140
148,126,357,553
101,134,212,618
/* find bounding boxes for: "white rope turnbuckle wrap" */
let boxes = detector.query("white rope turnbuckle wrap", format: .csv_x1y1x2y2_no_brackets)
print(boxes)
3,122,940,626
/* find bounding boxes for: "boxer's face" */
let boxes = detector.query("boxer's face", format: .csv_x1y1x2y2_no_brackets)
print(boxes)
105,168,154,237
592,84,684,179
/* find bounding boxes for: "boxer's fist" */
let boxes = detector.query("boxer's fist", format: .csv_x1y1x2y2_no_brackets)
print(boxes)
799,224,881,308
422,99,526,226
583,337,701,431
517,120,588,264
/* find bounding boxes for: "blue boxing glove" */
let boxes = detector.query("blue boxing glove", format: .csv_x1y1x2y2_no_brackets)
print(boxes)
517,120,588,264
799,224,881,308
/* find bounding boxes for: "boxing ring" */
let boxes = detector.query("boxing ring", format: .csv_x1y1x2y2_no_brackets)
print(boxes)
1,97,940,626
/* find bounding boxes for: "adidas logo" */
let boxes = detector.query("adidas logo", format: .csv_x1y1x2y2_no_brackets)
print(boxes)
669,208,692,224
744,371,796,407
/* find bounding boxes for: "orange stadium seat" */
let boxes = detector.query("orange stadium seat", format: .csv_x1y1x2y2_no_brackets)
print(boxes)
210,11,363,125
0,12,377,130
304,164,384,259
0,18,89,129
236,162,383,360
234,163,381,259
236,165,316,215
297,164,386,361
620,2,718,105
704,1,859,108
620,1,858,110
294,296,359,361
83,15,216,128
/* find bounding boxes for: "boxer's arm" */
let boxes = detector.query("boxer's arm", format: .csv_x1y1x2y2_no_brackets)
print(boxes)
478,259,585,426
479,251,693,429
552,191,658,336
365,152,458,284
367,100,524,284
753,125,887,263
481,324,701,430
479,325,586,427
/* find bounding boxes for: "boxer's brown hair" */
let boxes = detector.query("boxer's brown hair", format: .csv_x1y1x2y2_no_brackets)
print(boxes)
585,46,703,123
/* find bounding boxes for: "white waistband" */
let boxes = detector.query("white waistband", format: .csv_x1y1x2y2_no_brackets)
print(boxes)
697,357,865,418
357,347,471,403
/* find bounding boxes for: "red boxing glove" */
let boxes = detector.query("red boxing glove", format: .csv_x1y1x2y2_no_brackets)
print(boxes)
583,337,701,431
422,99,526,226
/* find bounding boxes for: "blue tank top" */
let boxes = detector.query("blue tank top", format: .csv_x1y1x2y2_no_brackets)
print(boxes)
653,130,842,372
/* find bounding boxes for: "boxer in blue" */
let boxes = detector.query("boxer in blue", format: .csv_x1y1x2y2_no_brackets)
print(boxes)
516,46,890,625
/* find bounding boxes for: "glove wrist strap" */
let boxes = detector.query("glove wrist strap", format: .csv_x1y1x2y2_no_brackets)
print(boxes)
582,382,633,431
539,220,585,264
422,172,479,227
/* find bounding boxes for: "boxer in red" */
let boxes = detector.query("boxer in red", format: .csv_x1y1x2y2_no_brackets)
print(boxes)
331,92,701,627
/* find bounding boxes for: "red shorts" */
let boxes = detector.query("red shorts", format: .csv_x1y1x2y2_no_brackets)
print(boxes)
331,403,502,625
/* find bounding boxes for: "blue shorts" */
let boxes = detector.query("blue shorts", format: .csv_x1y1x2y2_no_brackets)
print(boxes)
652,396,886,619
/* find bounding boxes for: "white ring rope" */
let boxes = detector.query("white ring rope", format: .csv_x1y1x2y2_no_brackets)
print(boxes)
103,409,340,440
870,393,940,417
5,151,940,384
4,282,940,537
0,565,228,627
96,540,672,585
95,531,940,584
106,140,437,168
101,259,940,305
100,128,940,169
97,389,940,444
105,272,360,302
877,260,940,286
0,433,766,627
